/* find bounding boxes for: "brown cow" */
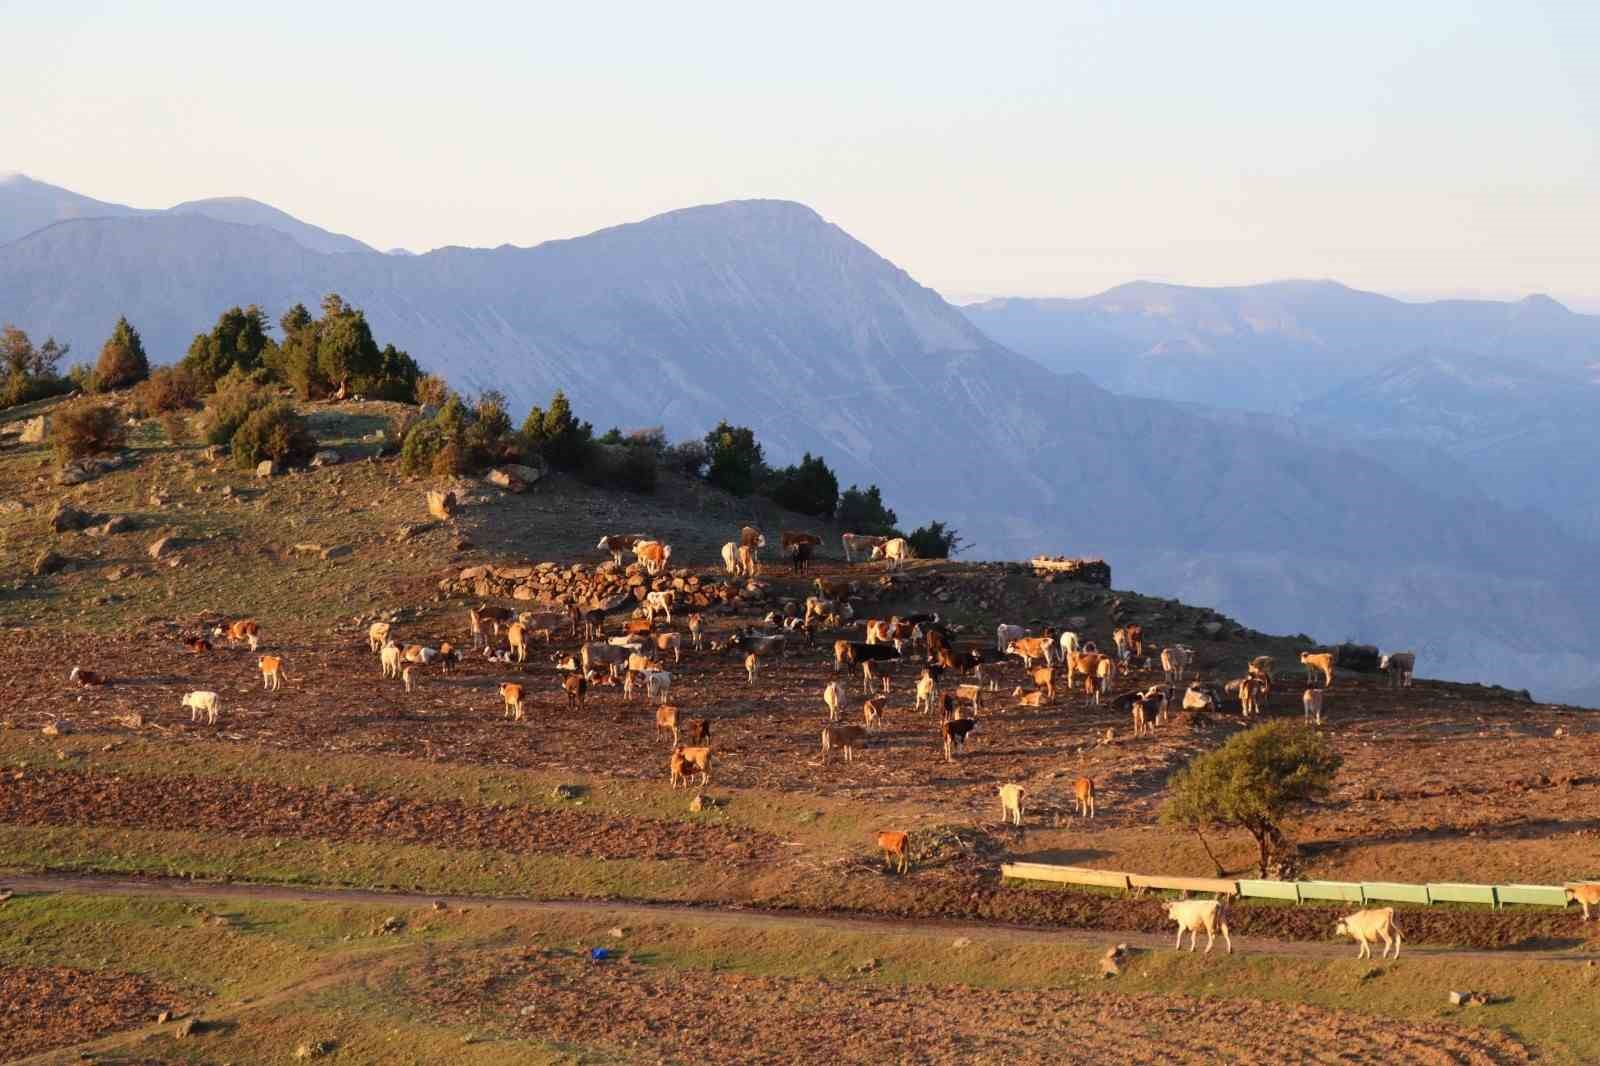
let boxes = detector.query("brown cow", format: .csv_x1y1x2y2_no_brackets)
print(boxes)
877,830,910,874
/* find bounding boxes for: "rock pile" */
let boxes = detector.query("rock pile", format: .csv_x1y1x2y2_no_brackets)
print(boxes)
440,559,763,611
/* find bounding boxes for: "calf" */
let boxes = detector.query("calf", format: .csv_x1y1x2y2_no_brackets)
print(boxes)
1031,667,1055,700
1166,899,1231,954
1303,687,1324,724
1013,687,1045,708
654,631,682,664
1240,676,1267,718
214,619,261,652
633,539,671,575
862,697,883,732
645,669,672,703
744,653,761,685
998,783,1026,826
1125,624,1144,657
402,664,416,693
258,655,287,691
644,590,676,624
672,745,712,788
942,716,979,761
562,672,587,710
877,830,910,874
1073,777,1096,818
954,682,983,715
720,541,740,576
687,718,712,743
1565,883,1600,920
182,690,220,726
1335,908,1402,959
686,613,704,652
656,703,680,744
822,680,843,721
1095,657,1118,705
500,682,526,721
914,672,938,714
380,642,403,679
368,622,392,652
1131,699,1151,737
597,533,644,566
822,724,867,763
995,623,1026,652
1301,650,1335,687
1006,636,1054,669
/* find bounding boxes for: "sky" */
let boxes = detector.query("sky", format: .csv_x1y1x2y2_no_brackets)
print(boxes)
3,1,1598,307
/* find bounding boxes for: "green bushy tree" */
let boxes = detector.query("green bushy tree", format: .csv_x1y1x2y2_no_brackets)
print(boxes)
703,421,765,496
92,316,149,392
766,452,838,517
836,484,899,536
521,390,593,471
181,305,274,391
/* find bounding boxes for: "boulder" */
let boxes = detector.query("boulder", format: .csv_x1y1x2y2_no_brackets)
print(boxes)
319,545,353,561
147,535,185,559
501,460,545,485
486,468,527,493
49,501,93,533
19,416,47,444
427,490,457,520
94,515,135,536
32,549,68,575
255,459,278,478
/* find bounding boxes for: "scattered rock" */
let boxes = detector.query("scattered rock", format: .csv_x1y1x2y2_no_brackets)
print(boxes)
432,900,447,911
551,783,583,801
56,454,124,485
148,490,170,508
608,926,626,939
320,545,353,561
49,501,94,532
148,535,185,560
310,449,342,468
255,459,279,478
486,468,527,493
378,915,406,935
294,1039,335,1059
19,415,47,444
174,1017,200,1038
1449,990,1492,1007
41,720,71,737
33,549,68,576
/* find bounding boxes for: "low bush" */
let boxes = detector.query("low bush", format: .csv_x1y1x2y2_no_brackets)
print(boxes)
197,370,274,448
52,404,126,462
133,366,201,416
230,401,316,470
580,443,657,493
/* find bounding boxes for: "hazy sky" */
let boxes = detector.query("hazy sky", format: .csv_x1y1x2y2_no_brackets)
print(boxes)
4,1,1597,306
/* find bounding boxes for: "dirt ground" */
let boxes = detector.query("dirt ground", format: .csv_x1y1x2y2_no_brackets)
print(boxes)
411,946,1535,1066
0,965,186,1061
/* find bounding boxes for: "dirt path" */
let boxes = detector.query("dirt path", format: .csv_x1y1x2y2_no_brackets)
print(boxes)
7,871,1597,965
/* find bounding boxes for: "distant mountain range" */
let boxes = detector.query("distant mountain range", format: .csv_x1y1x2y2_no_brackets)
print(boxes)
3,175,1598,704
0,173,374,254
965,283,1600,542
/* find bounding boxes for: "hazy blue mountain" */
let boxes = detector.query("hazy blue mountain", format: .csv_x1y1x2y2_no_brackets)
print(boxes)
167,197,374,255
0,173,372,255
964,281,1600,413
0,172,147,245
1,195,1597,701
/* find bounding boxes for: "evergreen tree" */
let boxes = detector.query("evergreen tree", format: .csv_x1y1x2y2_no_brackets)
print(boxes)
92,316,150,392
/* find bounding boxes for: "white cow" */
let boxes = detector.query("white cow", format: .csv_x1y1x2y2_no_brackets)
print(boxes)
720,541,739,576
1166,899,1231,954
872,537,910,570
182,690,221,726
1335,908,1402,959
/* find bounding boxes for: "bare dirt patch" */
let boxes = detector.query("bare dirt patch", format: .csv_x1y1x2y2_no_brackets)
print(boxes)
0,768,775,864
0,965,186,1060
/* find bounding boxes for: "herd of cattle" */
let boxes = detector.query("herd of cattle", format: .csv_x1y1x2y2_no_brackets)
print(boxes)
65,525,1438,957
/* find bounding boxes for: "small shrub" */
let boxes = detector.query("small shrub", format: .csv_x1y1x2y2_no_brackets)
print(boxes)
906,521,964,559
0,371,73,409
134,366,201,416
52,404,126,462
230,401,315,469
198,370,274,447
159,410,191,444
663,440,708,478
415,374,451,408
399,422,444,474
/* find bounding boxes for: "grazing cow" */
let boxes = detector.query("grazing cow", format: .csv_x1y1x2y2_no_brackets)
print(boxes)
500,682,526,721
727,631,787,661
1380,651,1416,689
1068,651,1105,692
1335,908,1402,959
877,830,910,874
1303,687,1324,725
1161,646,1193,684
476,604,514,638
814,577,853,600
380,642,403,679
644,670,672,703
842,533,888,563
862,697,884,732
687,718,712,743
562,672,587,710
871,537,910,569
214,619,261,651
822,680,843,720
914,672,938,714
656,703,680,744
581,641,632,679
942,716,979,760
998,783,1026,826
651,631,681,664
1007,636,1054,669
367,622,392,652
1301,651,1335,687
506,623,529,663
686,613,704,652
597,533,645,565
644,590,676,625
258,655,287,691
633,540,671,576
1565,883,1600,920
1166,899,1231,954
182,690,220,725
835,641,899,680
1073,777,1096,818
822,724,867,763
672,745,712,787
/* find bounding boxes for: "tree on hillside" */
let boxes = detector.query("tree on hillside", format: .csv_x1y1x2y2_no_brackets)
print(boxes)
92,316,149,392
766,452,838,518
270,296,419,401
520,390,593,470
181,305,273,390
836,484,898,535
906,520,965,559
703,421,765,496
1161,721,1342,878
1,325,71,407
